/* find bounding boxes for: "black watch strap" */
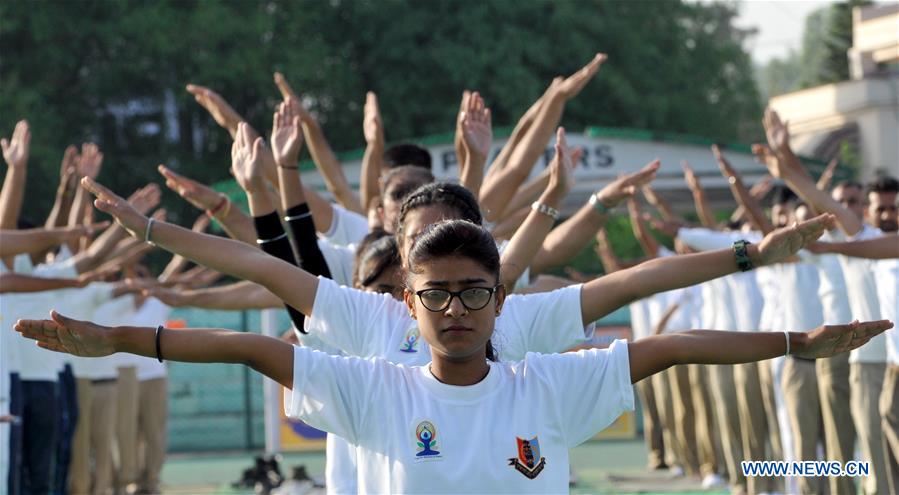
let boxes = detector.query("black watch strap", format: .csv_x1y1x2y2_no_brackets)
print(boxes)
733,240,753,272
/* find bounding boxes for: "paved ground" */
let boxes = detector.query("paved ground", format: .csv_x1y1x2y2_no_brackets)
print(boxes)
159,438,726,494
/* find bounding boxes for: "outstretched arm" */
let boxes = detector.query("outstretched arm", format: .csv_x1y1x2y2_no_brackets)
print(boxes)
143,281,282,310
0,223,107,257
808,235,899,259
16,312,295,389
81,178,318,316
498,127,572,290
44,146,79,229
761,108,862,236
713,145,774,234
580,213,835,325
628,320,893,383
529,160,659,274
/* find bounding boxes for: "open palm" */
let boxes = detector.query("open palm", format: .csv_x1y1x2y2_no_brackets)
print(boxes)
756,213,835,266
793,320,893,359
15,311,116,358
270,98,304,167
231,123,266,192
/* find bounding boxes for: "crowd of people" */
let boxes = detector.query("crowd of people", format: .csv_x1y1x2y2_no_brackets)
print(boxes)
2,53,897,495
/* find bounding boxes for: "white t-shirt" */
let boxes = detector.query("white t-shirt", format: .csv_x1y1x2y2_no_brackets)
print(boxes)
841,225,886,363
628,299,651,341
317,240,356,287
874,258,898,366
284,340,634,493
778,260,824,333
304,277,590,365
128,297,171,381
665,285,701,333
62,284,127,379
321,204,370,247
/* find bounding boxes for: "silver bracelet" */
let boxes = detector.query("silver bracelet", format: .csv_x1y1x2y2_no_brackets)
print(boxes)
256,232,288,245
145,217,156,246
783,330,790,356
284,212,312,222
531,201,559,220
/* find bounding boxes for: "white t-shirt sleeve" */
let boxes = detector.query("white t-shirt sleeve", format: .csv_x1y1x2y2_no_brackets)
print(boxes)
320,204,370,247
316,240,356,287
305,277,407,358
676,228,735,251
523,339,634,447
496,284,588,361
284,345,390,443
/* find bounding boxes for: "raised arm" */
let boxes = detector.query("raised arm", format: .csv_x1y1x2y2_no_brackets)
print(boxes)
82,177,318,315
0,120,30,231
480,82,548,187
807,234,899,259
529,159,659,274
761,108,862,236
361,91,385,214
728,176,773,225
479,54,606,222
682,160,716,229
628,319,893,383
498,127,571,289
157,165,256,244
627,198,660,258
159,214,210,282
712,144,774,234
0,223,107,257
458,91,492,199
144,281,282,310
44,146,79,229
817,157,839,192
186,84,243,139
580,213,835,325
16,312,295,389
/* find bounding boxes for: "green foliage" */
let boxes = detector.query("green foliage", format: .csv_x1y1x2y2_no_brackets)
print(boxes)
1,0,761,229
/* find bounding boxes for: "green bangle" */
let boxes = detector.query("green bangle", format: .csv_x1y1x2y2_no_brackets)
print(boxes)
589,194,612,215
733,240,753,272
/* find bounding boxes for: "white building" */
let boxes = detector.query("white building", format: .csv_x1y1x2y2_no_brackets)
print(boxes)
769,4,899,182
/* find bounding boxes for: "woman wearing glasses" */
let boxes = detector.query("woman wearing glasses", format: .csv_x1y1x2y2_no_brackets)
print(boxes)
16,216,892,492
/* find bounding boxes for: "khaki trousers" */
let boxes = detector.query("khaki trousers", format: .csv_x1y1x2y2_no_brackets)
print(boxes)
70,378,118,495
851,362,888,495
137,377,168,494
688,364,720,477
816,353,856,495
636,377,666,469
709,365,746,492
668,365,700,476
115,367,139,491
878,365,899,495
781,357,824,495
653,370,682,469
735,362,775,494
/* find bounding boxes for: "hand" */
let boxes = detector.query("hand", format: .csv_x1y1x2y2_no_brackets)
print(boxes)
77,143,103,179
642,212,684,238
547,127,575,198
270,97,304,167
363,91,385,146
158,164,223,211
555,53,607,99
15,311,116,357
753,213,835,266
143,287,188,307
186,84,241,132
595,159,659,208
751,143,794,180
231,122,267,192
60,145,78,179
749,175,774,198
126,183,162,215
711,144,738,179
272,73,314,124
763,107,791,157
1,120,30,170
793,320,893,359
682,160,701,191
460,91,492,162
81,177,150,239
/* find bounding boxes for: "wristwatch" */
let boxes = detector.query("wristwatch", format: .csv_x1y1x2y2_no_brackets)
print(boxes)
589,193,613,215
732,240,753,272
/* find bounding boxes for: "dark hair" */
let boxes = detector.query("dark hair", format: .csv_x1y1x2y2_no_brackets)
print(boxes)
353,232,400,289
833,180,863,191
406,219,500,361
384,143,432,170
395,182,482,246
382,166,435,204
867,175,899,195
771,184,798,206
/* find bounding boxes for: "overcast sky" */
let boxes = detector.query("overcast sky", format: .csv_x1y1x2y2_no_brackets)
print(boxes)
705,0,837,64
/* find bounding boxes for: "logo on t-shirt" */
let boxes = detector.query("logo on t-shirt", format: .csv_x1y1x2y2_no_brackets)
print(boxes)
508,436,546,479
400,327,420,353
414,420,441,460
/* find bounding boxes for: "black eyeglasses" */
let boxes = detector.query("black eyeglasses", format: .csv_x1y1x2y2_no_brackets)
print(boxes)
415,286,500,312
